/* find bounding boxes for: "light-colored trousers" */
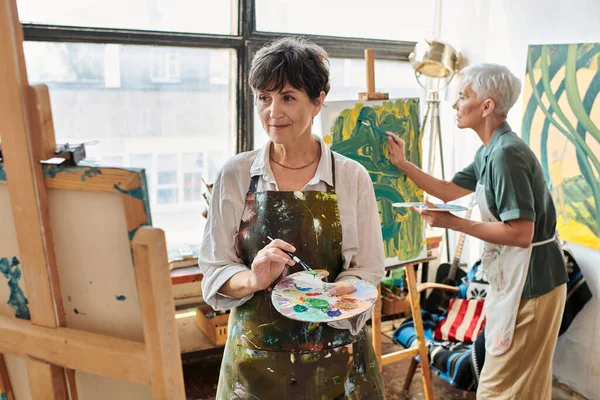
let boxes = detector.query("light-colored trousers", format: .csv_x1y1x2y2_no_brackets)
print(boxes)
477,283,567,399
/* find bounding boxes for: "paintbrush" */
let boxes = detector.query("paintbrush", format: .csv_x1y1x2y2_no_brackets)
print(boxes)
266,236,313,272
359,120,400,144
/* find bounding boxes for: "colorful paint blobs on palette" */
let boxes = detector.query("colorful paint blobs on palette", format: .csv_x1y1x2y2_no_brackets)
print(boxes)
272,270,378,322
392,202,468,212
334,298,359,310
294,284,311,292
521,43,600,250
321,99,424,261
304,298,329,309
0,257,31,320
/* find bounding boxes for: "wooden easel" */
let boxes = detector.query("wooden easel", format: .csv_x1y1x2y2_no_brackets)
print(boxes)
0,1,185,398
371,258,435,400
358,49,389,101
359,49,434,400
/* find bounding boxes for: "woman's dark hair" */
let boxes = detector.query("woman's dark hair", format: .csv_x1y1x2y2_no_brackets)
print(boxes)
249,37,330,103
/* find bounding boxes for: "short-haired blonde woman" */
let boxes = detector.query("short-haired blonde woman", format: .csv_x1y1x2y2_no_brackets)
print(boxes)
387,63,567,399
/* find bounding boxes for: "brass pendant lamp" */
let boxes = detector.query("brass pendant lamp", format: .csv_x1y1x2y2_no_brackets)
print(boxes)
409,36,461,261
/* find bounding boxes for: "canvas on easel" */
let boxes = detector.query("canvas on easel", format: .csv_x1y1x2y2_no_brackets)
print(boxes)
321,98,426,264
0,165,174,399
318,49,434,400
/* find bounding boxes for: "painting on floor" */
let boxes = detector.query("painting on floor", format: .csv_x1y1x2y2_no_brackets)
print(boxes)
321,98,425,262
521,43,600,250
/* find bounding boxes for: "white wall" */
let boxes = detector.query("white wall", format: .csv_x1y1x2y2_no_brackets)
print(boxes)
437,0,600,397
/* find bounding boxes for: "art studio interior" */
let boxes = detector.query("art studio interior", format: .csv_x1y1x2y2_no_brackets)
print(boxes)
0,0,599,399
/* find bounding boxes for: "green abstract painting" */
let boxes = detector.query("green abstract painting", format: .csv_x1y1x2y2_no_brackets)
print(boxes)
321,99,424,262
521,43,600,250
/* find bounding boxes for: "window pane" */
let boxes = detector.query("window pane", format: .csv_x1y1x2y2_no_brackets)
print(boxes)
184,172,203,202
253,59,421,148
183,153,203,170
158,188,178,205
158,171,177,185
17,0,234,35
130,154,152,174
102,155,124,166
158,154,178,170
24,42,235,249
256,0,434,41
327,58,421,101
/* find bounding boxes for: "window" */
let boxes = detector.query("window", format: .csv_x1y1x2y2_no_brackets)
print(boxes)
17,0,234,35
151,49,181,83
256,0,435,41
183,153,205,202
21,1,418,249
102,155,124,167
157,155,179,205
24,42,104,84
24,42,234,248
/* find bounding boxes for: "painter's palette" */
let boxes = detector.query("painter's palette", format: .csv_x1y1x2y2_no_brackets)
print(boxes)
271,270,378,323
392,202,468,212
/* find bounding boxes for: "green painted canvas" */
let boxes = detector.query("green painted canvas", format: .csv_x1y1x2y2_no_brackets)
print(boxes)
521,43,600,250
321,99,424,261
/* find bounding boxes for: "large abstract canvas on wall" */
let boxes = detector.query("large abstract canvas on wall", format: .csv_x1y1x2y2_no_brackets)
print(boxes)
521,43,600,250
321,99,424,262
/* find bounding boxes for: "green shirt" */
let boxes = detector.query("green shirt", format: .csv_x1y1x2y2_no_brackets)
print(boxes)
452,122,567,298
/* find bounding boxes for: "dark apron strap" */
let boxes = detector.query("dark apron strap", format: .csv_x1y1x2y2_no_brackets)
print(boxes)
248,175,259,195
328,151,336,193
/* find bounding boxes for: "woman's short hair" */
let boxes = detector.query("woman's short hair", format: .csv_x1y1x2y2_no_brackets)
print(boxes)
460,63,522,117
249,37,330,102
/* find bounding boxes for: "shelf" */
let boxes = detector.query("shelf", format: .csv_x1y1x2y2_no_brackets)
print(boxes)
171,266,203,285
176,308,223,354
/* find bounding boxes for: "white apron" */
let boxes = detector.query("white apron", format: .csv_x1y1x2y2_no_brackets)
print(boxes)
476,183,559,356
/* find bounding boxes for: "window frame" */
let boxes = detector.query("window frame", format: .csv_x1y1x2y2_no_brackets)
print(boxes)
21,0,417,153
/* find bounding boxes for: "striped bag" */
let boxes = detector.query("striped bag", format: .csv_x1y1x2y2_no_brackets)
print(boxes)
434,298,486,343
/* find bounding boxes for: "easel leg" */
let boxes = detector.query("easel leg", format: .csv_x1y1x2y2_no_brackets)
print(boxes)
405,265,435,400
66,370,79,400
0,1,75,397
403,357,419,392
0,354,14,400
132,227,186,400
26,361,68,399
372,283,382,370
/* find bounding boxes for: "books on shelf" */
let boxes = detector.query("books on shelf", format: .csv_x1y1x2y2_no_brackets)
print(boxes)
168,245,201,270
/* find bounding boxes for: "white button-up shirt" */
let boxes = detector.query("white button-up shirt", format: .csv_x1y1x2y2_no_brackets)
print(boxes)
198,135,385,332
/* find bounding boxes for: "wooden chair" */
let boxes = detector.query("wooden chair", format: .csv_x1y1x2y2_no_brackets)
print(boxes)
398,262,487,396
402,283,460,393
0,1,185,398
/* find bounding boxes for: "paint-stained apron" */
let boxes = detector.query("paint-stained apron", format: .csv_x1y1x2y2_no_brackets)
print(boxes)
216,153,384,399
476,182,562,355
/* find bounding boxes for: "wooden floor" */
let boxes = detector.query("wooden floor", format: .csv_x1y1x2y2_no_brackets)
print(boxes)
179,317,586,400
179,319,469,400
